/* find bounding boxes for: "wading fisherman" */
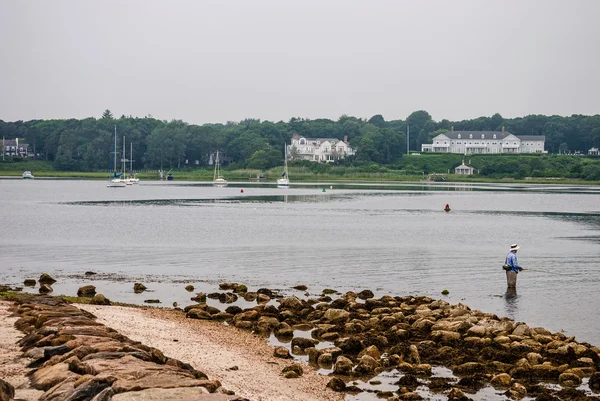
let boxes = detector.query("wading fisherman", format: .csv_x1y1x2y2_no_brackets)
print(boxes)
504,244,526,287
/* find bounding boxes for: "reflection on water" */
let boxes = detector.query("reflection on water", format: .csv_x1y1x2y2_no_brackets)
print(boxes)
504,286,518,317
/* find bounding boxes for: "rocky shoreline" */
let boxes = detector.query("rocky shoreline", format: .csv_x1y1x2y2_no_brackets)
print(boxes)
1,277,600,400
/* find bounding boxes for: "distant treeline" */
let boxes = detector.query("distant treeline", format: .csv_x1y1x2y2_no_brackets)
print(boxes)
1,110,600,173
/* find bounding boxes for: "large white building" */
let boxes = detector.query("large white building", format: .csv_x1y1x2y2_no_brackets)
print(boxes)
421,128,545,154
289,134,355,162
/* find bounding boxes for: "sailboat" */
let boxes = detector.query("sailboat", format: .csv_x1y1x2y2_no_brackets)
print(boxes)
121,136,132,185
126,142,139,184
107,126,126,188
277,144,290,189
213,151,228,187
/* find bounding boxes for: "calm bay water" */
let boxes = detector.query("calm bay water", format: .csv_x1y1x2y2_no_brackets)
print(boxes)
1,179,599,346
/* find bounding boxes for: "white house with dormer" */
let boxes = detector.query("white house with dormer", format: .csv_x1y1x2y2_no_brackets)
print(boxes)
2,138,33,158
289,134,355,162
421,127,545,154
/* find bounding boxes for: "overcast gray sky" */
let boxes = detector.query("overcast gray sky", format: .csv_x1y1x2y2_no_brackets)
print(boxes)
1,0,599,124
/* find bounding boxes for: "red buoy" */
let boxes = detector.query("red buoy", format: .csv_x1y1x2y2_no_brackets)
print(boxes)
240,189,244,193
444,204,451,212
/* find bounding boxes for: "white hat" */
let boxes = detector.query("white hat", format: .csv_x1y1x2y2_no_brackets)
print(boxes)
510,244,520,251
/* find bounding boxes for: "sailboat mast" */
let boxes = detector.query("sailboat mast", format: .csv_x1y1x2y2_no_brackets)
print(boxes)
122,136,126,176
130,142,133,175
113,126,117,173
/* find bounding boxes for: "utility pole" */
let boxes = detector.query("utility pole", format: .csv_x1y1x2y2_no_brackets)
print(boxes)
406,125,410,155
2,136,4,161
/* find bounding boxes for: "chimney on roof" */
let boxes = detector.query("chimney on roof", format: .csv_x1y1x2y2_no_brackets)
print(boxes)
451,126,454,132
502,126,505,133
343,135,348,144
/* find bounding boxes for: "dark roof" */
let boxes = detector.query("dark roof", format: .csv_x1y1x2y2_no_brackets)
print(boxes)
437,131,544,141
439,131,512,140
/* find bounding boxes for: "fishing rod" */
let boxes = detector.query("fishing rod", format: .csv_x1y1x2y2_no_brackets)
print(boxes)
525,268,580,277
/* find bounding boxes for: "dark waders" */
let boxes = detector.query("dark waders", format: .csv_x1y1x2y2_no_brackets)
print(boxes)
506,270,517,288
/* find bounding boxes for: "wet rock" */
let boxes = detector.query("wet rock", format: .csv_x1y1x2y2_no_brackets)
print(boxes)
326,377,346,392
355,354,380,376
243,292,257,302
292,284,308,291
133,283,147,294
84,271,96,276
256,316,280,335
290,337,318,350
184,285,194,292
358,345,381,360
77,285,96,297
490,373,511,388
234,284,248,293
509,382,527,398
590,372,600,392
322,288,336,295
333,356,354,375
39,273,57,284
453,362,483,376
0,378,15,401
317,352,333,367
143,299,160,304
90,294,111,305
39,284,53,294
257,288,274,297
225,306,243,315
447,388,469,400
323,308,350,324
24,279,37,287
407,344,420,365
279,296,304,311
218,292,238,304
558,372,582,387
186,309,212,320
335,337,363,355
257,293,270,304
273,346,291,359
219,282,238,291
190,292,206,302
281,363,303,378
357,289,374,300
396,374,419,388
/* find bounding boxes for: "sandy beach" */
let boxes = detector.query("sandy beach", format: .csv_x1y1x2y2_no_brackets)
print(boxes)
75,304,343,401
0,301,43,400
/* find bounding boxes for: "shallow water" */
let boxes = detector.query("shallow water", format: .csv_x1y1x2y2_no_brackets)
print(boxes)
1,179,600,349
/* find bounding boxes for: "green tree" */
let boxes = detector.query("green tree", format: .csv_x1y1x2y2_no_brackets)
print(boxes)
102,109,113,119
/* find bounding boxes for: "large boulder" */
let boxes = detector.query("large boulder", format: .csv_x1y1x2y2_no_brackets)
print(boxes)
90,294,111,305
111,386,210,400
322,308,350,324
278,296,303,311
77,285,97,297
355,355,380,376
133,283,147,294
559,372,582,387
589,372,600,392
39,284,53,294
0,378,15,401
39,273,57,284
490,373,511,388
30,362,79,391
333,356,354,375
